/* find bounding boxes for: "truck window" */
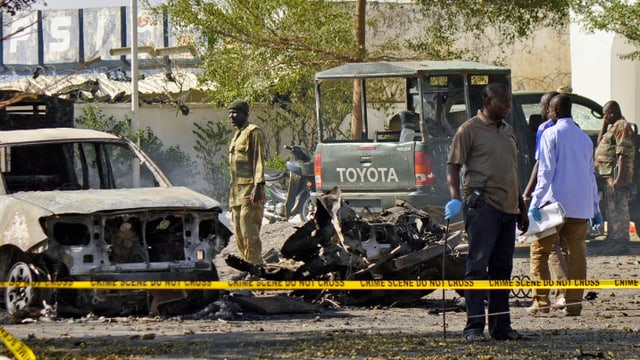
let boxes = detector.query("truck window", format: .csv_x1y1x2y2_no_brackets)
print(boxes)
572,103,602,132
518,98,601,132
422,75,466,136
318,78,408,142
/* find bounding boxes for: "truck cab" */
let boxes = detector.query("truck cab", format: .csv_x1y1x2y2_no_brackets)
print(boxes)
312,61,533,214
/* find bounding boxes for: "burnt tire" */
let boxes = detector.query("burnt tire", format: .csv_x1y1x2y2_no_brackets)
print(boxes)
5,260,50,316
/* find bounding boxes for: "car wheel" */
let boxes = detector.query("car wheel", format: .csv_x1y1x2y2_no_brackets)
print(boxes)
5,260,48,316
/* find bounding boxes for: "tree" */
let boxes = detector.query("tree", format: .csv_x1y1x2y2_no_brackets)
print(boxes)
156,0,356,107
0,0,38,16
158,1,573,104
406,1,571,60
571,0,640,60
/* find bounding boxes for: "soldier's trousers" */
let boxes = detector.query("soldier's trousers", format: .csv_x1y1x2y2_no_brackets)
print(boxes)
231,203,264,265
604,184,631,242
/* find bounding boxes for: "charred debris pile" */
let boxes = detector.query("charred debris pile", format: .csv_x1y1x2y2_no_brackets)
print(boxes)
226,187,468,306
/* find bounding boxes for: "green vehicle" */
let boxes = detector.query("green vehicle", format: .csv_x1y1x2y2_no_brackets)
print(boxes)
311,60,533,217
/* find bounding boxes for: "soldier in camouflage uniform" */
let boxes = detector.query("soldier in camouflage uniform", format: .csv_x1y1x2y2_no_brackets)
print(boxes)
595,100,635,243
228,100,265,264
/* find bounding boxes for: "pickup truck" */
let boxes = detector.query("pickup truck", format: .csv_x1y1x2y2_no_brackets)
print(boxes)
311,61,532,218
311,60,640,226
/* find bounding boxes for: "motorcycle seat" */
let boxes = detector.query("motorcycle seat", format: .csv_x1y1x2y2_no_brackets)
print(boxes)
264,168,285,181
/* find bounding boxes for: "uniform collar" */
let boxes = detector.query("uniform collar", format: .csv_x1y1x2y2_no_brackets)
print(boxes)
477,109,505,128
556,117,574,125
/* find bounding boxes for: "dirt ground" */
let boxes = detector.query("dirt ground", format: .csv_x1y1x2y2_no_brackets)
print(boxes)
2,221,640,359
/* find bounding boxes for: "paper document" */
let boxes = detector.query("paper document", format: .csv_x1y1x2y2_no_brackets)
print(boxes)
517,202,566,243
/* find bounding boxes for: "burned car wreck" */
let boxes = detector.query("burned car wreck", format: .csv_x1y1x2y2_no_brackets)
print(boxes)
0,128,231,318
227,187,468,306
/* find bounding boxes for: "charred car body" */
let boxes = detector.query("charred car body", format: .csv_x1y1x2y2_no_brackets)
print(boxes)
0,94,231,318
227,187,467,306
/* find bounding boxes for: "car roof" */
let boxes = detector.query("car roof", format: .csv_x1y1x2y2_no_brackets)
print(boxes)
0,127,122,145
513,90,603,111
316,60,510,80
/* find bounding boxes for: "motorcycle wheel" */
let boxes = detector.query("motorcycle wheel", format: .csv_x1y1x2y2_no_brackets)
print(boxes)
298,196,316,223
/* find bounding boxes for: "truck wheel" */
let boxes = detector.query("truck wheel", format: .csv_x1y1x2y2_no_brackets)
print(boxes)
5,260,49,316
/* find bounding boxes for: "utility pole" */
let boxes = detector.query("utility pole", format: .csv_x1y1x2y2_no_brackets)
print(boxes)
130,0,140,186
351,0,365,140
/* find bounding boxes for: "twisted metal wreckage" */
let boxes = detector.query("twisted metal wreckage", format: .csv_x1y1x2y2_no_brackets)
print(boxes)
226,187,469,306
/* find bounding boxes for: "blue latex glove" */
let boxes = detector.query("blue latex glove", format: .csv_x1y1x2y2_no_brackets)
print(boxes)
528,205,542,221
444,198,462,220
592,212,603,227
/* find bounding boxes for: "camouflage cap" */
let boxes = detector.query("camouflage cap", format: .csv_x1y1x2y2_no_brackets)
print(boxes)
228,99,250,114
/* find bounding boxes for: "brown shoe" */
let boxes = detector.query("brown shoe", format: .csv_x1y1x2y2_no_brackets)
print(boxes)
558,309,581,317
526,304,549,315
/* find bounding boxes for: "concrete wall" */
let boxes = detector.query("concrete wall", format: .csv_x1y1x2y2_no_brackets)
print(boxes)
571,24,640,125
509,27,571,91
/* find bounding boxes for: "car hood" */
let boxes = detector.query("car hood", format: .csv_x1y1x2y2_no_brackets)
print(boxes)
8,186,222,215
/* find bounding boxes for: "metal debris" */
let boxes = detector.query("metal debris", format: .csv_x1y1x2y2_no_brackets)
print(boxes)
226,187,468,306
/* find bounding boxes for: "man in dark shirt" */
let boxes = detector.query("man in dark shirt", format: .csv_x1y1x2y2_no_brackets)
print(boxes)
444,83,528,342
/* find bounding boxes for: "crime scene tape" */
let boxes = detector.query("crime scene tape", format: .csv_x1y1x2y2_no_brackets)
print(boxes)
1,279,639,290
0,326,36,360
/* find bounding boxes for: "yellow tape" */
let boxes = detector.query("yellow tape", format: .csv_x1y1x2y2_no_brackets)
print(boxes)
0,279,639,290
0,326,36,360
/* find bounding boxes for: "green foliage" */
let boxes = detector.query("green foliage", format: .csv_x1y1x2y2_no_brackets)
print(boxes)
256,99,318,157
571,0,640,60
158,0,356,106
157,0,573,108
265,152,287,172
410,0,571,60
76,104,198,188
1,0,37,16
192,119,231,204
76,104,131,136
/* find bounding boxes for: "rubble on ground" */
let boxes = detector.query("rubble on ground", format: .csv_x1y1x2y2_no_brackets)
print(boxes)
226,187,468,306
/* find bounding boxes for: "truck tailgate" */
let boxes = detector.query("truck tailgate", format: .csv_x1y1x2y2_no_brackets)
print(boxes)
316,142,415,192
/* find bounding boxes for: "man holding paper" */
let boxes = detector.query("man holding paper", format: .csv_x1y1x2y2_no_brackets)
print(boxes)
529,94,601,316
522,91,570,316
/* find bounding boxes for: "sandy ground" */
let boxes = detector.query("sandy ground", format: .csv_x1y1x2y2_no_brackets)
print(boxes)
1,221,640,359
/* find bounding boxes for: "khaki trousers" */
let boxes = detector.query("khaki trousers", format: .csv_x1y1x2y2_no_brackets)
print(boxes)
534,218,588,314
530,230,569,308
604,182,631,242
231,203,264,265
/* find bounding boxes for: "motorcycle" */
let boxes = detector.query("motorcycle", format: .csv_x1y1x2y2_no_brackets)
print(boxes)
263,145,316,223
